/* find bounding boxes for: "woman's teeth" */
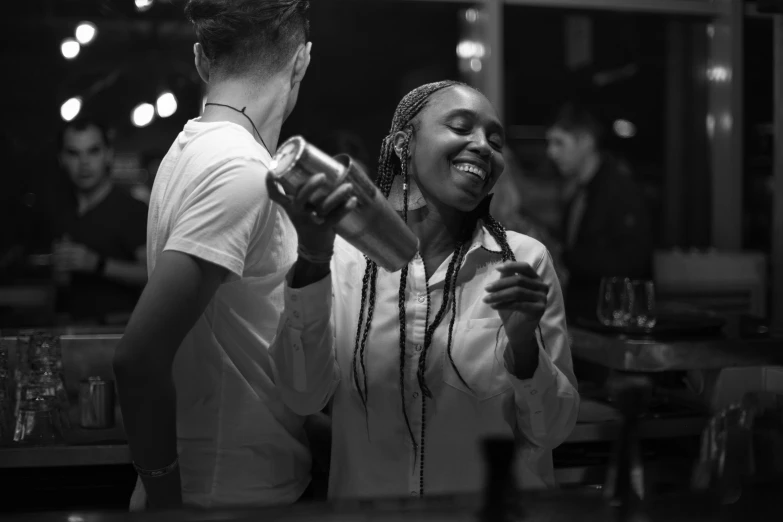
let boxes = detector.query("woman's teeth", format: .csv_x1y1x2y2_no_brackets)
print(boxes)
454,162,487,181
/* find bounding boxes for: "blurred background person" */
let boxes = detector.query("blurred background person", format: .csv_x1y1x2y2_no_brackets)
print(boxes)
546,102,652,322
52,117,148,325
491,145,569,285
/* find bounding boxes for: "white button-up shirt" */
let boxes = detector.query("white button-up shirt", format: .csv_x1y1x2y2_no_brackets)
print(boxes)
271,226,579,500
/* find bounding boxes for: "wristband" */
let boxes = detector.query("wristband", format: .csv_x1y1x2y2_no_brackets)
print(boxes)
297,244,333,265
133,458,179,478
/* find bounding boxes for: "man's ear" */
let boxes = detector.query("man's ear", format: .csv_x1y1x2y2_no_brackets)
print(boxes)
291,42,312,86
194,43,210,83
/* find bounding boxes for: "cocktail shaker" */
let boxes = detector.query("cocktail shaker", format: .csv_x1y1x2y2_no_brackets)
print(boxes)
79,377,115,429
269,136,418,272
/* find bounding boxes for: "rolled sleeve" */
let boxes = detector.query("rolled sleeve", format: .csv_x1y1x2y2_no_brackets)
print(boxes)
507,247,580,451
270,271,340,415
508,341,575,446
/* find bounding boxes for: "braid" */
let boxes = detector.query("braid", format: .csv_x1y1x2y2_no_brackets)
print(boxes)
351,263,373,409
349,80,478,451
441,211,514,393
416,239,462,399
444,240,472,391
483,213,516,262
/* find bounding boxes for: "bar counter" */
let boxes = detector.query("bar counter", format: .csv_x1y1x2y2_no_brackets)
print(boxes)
4,487,782,522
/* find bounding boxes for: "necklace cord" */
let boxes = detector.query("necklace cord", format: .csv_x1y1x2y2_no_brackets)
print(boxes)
204,102,272,156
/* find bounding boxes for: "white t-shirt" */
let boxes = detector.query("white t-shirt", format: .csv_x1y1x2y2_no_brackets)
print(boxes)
147,119,308,508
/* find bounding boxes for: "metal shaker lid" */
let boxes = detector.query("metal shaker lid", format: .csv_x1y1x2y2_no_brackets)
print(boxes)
269,136,306,177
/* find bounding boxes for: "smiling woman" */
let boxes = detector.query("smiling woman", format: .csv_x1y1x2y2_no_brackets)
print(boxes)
267,80,580,500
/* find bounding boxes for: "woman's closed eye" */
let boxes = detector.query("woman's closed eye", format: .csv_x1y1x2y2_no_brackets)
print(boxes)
448,124,504,150
447,123,471,134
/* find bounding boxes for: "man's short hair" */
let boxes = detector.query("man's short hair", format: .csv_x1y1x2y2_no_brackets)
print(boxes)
57,117,112,152
549,102,606,149
184,0,310,78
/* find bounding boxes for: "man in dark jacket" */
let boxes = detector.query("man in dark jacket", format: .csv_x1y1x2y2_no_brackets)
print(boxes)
546,103,653,322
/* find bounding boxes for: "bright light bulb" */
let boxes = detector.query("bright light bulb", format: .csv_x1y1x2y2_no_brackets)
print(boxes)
135,0,154,12
132,103,155,127
61,97,82,122
61,38,80,59
75,22,97,45
156,92,177,118
613,119,636,139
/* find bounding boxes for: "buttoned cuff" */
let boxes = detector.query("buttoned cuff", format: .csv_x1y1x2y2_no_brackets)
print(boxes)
508,344,559,440
284,270,332,331
508,346,558,399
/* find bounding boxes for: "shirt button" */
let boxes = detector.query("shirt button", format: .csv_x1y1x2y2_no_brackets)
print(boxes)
530,390,538,396
410,491,417,497
291,294,298,302
413,392,419,399
293,311,300,319
415,345,422,352
294,344,300,351
417,294,426,303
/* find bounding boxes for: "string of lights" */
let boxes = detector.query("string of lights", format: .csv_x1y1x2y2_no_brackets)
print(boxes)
59,0,178,127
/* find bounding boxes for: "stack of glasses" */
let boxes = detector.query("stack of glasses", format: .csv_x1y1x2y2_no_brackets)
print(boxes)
0,336,13,444
13,332,70,444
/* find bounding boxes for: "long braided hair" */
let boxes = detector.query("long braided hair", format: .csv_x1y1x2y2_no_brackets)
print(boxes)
351,81,517,453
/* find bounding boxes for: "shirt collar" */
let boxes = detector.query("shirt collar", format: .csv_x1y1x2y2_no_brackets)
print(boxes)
469,222,504,255
427,222,505,287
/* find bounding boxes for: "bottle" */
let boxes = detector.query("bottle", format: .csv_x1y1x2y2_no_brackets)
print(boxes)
479,436,521,522
269,136,419,272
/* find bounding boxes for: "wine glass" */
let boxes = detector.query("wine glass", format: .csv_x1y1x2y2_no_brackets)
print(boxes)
597,277,632,327
628,280,657,330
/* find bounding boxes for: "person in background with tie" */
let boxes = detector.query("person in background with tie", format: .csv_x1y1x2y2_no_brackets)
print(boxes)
545,102,653,322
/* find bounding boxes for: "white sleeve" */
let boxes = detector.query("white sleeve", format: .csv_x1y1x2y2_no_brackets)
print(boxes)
164,157,270,281
507,248,580,450
270,269,340,416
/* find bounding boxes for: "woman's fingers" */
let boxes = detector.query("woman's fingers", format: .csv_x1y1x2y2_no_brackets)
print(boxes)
489,300,547,314
319,182,356,217
293,173,331,212
483,285,546,305
485,273,548,293
495,261,539,279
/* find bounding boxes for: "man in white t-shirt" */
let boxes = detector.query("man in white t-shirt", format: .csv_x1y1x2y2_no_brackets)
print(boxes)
113,0,313,511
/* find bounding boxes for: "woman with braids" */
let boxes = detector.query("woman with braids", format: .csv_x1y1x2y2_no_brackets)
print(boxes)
268,81,579,499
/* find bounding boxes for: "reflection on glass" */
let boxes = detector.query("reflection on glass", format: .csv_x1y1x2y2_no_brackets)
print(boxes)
628,279,657,329
597,277,632,327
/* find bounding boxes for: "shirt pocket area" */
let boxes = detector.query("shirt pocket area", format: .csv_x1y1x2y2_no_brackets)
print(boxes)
442,317,512,402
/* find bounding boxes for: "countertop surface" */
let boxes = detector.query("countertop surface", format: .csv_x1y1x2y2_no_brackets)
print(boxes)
570,325,783,372
3,488,782,522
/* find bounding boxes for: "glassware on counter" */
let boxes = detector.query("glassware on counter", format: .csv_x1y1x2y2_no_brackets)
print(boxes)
79,377,115,429
12,331,71,441
13,395,64,445
628,279,657,330
597,277,632,327
0,337,14,445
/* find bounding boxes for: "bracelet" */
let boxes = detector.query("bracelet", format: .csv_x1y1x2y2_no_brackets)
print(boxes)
133,458,179,478
297,244,333,265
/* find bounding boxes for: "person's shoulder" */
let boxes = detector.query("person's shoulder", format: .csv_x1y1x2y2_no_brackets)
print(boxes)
181,121,270,172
